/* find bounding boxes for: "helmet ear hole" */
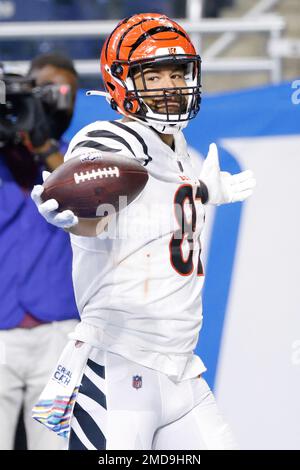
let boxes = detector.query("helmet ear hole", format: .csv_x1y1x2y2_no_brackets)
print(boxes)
124,99,133,111
111,63,124,78
107,82,115,91
110,99,118,111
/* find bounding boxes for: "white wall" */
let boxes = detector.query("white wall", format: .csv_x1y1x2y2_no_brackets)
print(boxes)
215,135,300,450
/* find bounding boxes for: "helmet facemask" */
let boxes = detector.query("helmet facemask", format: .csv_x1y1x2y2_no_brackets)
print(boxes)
111,54,201,134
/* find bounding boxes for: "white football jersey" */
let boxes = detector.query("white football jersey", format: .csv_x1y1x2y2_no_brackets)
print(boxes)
65,119,207,381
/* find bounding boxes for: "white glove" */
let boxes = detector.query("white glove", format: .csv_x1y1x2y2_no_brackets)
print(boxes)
200,143,256,205
31,171,79,229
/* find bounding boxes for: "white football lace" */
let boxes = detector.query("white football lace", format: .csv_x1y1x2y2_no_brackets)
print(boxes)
74,166,120,184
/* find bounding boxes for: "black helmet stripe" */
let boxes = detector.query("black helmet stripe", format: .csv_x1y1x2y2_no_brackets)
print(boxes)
116,18,158,60
105,16,130,60
128,26,189,60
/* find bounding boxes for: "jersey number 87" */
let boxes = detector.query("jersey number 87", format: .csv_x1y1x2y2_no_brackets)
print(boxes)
169,184,204,277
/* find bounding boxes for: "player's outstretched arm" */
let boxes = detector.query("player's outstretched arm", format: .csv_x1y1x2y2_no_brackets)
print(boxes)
200,143,256,205
31,172,106,237
64,216,110,237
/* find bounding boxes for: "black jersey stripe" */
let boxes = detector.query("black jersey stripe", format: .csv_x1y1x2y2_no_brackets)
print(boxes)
128,26,188,60
86,130,135,156
72,140,121,154
109,121,153,166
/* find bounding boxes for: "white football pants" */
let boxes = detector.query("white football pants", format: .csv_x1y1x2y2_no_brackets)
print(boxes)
69,347,238,450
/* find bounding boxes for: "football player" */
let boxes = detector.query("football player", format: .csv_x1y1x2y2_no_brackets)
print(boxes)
31,13,255,450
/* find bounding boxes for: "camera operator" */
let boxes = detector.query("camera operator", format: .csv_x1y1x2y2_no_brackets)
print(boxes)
0,53,79,450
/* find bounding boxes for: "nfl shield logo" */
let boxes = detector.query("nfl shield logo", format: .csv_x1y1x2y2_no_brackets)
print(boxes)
132,375,142,390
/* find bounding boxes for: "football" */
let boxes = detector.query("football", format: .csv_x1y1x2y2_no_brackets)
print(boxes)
41,151,149,218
